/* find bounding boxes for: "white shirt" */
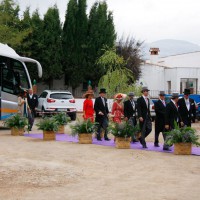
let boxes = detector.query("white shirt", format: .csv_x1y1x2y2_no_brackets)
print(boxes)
130,99,135,110
142,95,149,108
101,97,105,106
184,98,190,111
160,99,166,106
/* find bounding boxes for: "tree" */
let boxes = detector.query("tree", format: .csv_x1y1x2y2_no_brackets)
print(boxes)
116,36,144,81
42,5,63,89
62,0,90,92
87,1,116,86
97,49,141,98
0,0,29,48
16,9,45,83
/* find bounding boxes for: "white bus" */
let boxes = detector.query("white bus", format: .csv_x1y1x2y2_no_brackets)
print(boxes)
0,43,42,120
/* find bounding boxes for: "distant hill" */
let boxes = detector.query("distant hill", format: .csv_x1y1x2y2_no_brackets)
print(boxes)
142,39,200,59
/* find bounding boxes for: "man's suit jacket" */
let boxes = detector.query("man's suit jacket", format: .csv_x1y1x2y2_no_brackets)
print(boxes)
155,99,166,132
178,97,196,126
137,96,150,120
124,99,137,119
165,101,181,129
27,94,38,110
94,96,109,123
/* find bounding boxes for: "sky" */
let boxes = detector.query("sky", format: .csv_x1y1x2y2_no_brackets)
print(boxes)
16,0,200,45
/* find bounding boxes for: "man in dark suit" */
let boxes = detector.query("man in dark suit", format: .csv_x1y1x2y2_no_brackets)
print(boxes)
165,92,184,131
178,89,196,127
154,91,168,150
94,88,110,141
27,88,38,131
124,92,137,142
137,87,152,148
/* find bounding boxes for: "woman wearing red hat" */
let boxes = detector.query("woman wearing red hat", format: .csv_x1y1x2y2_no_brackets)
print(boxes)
83,90,95,122
111,94,124,123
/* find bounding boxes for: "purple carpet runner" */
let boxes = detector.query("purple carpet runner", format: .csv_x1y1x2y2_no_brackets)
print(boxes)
24,133,200,156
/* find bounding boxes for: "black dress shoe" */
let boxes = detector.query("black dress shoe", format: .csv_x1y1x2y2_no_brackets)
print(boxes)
163,147,171,151
104,138,111,141
97,138,102,141
138,137,143,145
154,143,160,147
142,144,148,148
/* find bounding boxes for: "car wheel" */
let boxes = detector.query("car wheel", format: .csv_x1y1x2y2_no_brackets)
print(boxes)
70,113,77,121
41,107,46,118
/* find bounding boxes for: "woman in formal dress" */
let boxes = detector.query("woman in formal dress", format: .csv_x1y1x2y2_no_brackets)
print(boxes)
111,94,124,123
18,90,27,116
83,90,94,122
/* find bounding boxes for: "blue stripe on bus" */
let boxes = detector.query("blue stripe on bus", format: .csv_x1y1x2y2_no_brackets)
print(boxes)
0,113,14,120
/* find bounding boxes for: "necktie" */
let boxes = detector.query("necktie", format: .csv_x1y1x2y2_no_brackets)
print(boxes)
145,98,148,107
131,100,135,110
102,98,105,106
162,100,166,107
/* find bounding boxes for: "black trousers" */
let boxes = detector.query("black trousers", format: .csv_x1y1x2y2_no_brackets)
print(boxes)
139,116,152,146
97,117,109,139
154,121,165,144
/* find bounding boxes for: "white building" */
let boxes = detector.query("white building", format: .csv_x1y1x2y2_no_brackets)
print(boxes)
139,48,200,98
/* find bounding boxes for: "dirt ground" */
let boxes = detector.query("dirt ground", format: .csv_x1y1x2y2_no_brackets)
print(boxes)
0,116,200,200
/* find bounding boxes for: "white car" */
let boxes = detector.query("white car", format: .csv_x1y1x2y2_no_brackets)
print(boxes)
37,90,77,120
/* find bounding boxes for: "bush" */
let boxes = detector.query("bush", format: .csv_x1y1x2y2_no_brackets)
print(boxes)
4,114,28,129
71,119,98,136
108,121,139,138
53,112,70,125
165,123,200,147
36,117,59,132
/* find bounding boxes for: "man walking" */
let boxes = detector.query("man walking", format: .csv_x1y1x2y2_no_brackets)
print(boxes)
154,91,169,150
94,88,110,141
165,92,184,130
124,92,137,142
178,89,196,127
137,87,152,148
27,88,38,131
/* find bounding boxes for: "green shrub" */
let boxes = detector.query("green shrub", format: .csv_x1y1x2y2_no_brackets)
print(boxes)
53,112,70,125
108,121,139,139
165,123,200,147
71,119,98,136
36,117,59,132
4,114,28,128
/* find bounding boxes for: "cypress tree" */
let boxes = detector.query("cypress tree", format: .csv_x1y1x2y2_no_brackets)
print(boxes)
62,0,88,91
42,5,63,89
87,1,116,86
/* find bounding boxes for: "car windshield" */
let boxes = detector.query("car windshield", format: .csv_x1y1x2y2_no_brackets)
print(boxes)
50,93,73,99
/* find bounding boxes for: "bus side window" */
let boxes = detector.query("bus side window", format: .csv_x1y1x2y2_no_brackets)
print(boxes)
2,68,19,94
0,62,7,87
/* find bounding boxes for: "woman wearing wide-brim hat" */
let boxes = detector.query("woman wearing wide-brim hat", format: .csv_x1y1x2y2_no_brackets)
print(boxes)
111,93,124,123
83,90,94,122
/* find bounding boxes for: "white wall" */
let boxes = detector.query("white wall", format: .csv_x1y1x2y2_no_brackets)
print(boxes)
139,63,165,97
158,51,200,68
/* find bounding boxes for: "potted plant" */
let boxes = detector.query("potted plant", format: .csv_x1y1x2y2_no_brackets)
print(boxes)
108,122,139,149
53,112,70,134
71,119,97,144
36,117,59,140
165,123,200,155
4,114,28,136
